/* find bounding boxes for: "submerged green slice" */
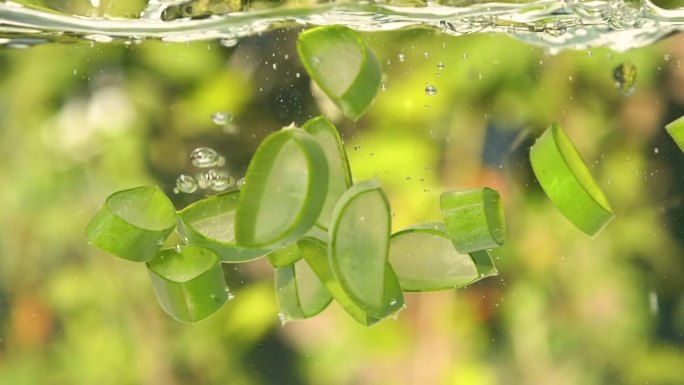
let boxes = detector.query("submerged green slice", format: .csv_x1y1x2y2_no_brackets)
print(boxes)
302,116,353,230
390,223,483,292
235,127,328,249
530,122,614,236
85,186,176,262
177,190,268,262
147,246,228,323
267,243,302,268
665,115,684,152
297,26,382,121
298,237,380,326
440,188,506,254
329,179,404,319
274,258,332,323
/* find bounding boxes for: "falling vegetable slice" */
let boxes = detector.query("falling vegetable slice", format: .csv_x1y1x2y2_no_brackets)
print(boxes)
328,178,404,319
298,236,380,326
302,116,353,230
85,186,177,262
440,187,506,254
274,258,332,323
297,26,382,121
235,127,328,249
147,246,228,323
530,122,614,236
389,223,497,292
177,190,268,262
665,115,684,152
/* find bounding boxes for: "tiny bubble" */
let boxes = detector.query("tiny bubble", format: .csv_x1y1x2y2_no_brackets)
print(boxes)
425,84,437,96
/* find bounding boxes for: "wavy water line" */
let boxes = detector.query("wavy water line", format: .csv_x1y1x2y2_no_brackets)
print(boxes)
0,0,682,50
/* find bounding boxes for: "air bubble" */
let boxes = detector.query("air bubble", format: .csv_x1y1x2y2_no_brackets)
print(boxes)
398,54,405,62
211,111,233,126
425,84,438,96
190,147,220,168
204,169,232,191
175,174,198,193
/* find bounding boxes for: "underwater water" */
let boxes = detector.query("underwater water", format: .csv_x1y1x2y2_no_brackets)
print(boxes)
1,0,684,384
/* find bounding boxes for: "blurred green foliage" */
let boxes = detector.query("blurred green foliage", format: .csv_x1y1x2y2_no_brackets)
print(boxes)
0,10,683,385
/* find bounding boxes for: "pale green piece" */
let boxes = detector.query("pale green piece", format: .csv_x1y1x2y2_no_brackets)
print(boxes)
235,127,329,248
390,223,487,292
530,122,614,236
274,258,332,322
298,237,381,326
665,115,684,152
297,26,382,121
85,186,177,262
267,243,302,268
302,116,353,230
177,190,268,262
147,246,228,323
440,187,506,254
328,178,404,319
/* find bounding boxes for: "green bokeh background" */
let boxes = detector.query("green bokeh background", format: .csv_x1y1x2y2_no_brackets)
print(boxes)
1,2,684,384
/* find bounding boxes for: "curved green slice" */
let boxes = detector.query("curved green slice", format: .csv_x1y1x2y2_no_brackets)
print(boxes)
665,115,684,152
235,127,329,249
302,116,353,230
328,179,404,319
297,26,382,121
267,243,302,268
274,258,332,323
530,122,614,236
390,223,485,292
298,237,380,326
85,186,176,262
177,190,268,262
147,246,228,323
440,187,506,254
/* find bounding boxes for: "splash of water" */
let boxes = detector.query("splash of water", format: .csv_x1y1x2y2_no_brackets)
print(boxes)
0,0,682,51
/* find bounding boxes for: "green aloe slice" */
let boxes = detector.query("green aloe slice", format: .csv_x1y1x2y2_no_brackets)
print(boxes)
147,246,228,323
235,127,329,249
440,187,506,254
177,190,268,262
665,115,684,152
274,258,332,322
297,26,382,121
85,186,176,262
301,116,353,230
267,243,302,268
328,179,404,319
389,223,498,292
530,122,614,236
298,237,380,326
470,249,498,279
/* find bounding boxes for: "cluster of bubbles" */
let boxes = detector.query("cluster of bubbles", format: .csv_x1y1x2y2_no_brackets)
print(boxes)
174,146,236,194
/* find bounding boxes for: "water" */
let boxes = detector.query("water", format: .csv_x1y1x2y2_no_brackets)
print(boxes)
0,0,680,51
1,0,683,384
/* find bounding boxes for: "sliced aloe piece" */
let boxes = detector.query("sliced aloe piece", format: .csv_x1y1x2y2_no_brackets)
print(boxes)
177,190,268,262
302,116,353,230
297,26,382,121
665,115,684,152
530,122,614,236
328,179,404,319
147,246,228,323
85,186,176,262
389,223,495,292
267,243,302,268
235,127,328,249
440,187,506,254
470,249,498,278
298,237,380,326
274,258,332,322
